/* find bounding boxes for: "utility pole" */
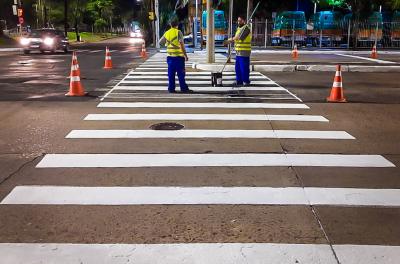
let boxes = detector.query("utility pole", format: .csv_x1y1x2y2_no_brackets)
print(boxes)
193,0,198,48
206,0,215,63
155,0,160,49
227,0,233,62
247,0,253,21
64,0,68,37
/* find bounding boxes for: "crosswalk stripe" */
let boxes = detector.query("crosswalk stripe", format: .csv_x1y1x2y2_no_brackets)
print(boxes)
96,102,309,109
114,86,285,91
35,154,394,168
66,130,355,139
84,114,328,122
2,243,399,264
119,80,277,85
128,71,263,76
0,243,339,263
125,75,269,80
136,67,168,70
2,186,399,206
104,95,296,100
89,50,102,53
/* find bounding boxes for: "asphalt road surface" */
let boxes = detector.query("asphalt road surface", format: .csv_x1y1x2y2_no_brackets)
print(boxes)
0,38,400,263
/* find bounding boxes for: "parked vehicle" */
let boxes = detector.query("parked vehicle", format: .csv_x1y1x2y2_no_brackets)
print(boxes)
391,11,400,45
272,11,307,46
308,11,344,46
201,10,228,45
357,12,383,44
20,28,69,54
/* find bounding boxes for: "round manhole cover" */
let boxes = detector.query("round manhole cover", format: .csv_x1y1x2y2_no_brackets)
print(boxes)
150,122,185,131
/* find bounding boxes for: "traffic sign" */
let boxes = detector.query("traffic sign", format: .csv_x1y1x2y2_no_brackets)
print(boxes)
149,12,154,21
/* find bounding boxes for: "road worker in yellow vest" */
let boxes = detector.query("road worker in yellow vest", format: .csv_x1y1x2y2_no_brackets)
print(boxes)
159,19,193,93
227,15,252,86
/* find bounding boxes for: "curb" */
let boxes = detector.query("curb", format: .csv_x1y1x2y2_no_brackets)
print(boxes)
192,63,400,73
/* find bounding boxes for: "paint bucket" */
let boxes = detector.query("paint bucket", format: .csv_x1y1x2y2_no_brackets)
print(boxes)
211,72,223,87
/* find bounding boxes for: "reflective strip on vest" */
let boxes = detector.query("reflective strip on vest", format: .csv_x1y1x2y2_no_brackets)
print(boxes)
165,28,184,57
234,25,252,52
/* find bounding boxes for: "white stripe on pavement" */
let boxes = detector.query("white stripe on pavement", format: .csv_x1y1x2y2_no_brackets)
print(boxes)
97,102,309,109
336,53,396,64
334,244,400,264
35,154,394,168
89,50,102,53
120,80,277,85
1,243,398,264
83,114,328,122
2,186,399,206
125,75,269,80
136,67,168,70
128,71,263,76
104,95,296,100
0,243,339,264
66,130,355,139
114,86,285,91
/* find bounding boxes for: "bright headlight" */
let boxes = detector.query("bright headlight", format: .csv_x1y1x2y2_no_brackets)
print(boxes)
20,38,30,45
43,37,54,46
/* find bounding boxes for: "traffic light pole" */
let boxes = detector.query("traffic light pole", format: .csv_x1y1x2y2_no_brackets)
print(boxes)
155,0,160,49
206,0,215,63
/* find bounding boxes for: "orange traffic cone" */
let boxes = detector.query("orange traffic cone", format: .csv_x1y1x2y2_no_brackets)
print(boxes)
69,51,80,77
371,44,378,59
292,44,299,59
327,65,346,103
141,40,148,59
66,56,87,96
104,47,113,69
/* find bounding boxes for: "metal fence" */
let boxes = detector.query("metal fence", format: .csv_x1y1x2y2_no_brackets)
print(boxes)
251,18,400,48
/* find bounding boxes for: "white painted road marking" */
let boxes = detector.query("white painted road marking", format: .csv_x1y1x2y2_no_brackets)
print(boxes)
120,80,277,85
2,243,399,264
84,114,328,122
114,86,285,91
0,243,340,264
66,130,355,140
2,186,399,206
97,102,309,109
128,71,263,76
336,53,396,64
125,75,269,80
35,154,394,168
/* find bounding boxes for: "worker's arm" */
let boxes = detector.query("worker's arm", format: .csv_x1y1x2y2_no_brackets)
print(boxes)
159,35,166,46
179,41,188,61
228,26,250,43
178,31,188,61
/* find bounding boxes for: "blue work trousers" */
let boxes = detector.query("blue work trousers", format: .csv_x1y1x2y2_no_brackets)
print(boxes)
235,56,251,85
167,56,189,92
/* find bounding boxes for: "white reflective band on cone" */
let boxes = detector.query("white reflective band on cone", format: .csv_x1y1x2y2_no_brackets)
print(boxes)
70,76,80,82
71,65,79,71
333,82,342,87
105,56,112,60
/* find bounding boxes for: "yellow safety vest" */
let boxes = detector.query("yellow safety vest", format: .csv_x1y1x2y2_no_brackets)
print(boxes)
234,25,252,51
164,28,184,57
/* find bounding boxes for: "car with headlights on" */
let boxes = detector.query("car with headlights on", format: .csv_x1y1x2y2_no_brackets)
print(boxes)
20,28,69,54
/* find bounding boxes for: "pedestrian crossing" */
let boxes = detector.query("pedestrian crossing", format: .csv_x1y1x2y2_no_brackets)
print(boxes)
1,51,399,263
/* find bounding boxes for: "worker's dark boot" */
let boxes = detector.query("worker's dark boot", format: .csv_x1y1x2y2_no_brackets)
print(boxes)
231,82,243,87
181,89,194,94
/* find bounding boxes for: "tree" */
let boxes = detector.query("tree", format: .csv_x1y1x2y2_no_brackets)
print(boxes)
86,0,114,32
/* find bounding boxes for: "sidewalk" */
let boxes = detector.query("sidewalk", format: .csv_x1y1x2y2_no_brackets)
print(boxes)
190,49,400,72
